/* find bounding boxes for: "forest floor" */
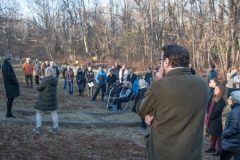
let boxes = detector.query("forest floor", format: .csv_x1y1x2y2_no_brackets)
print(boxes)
0,61,232,160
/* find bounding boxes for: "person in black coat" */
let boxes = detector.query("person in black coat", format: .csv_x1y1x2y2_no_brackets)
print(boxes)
144,68,152,87
33,67,58,134
107,69,116,87
76,67,85,96
205,85,227,157
126,68,137,85
207,78,218,113
132,79,147,130
220,91,240,160
1,52,20,118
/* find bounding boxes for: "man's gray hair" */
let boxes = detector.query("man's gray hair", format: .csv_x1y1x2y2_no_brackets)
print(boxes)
3,52,12,60
45,67,55,77
230,91,240,103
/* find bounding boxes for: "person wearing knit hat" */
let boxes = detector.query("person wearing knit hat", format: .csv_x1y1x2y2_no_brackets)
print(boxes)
220,91,240,159
2,52,20,118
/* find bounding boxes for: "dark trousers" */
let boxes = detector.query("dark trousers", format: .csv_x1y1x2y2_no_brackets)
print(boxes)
210,136,222,151
92,84,106,101
7,98,14,115
220,149,240,160
113,97,129,110
35,76,39,85
25,75,33,88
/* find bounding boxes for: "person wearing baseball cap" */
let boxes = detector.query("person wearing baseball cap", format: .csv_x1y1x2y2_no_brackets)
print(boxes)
91,64,107,102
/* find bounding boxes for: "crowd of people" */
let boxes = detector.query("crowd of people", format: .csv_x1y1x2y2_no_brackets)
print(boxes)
1,43,240,159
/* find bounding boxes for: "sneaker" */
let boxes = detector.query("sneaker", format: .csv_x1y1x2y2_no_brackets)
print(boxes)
50,128,58,134
212,151,221,156
33,127,41,133
205,148,216,153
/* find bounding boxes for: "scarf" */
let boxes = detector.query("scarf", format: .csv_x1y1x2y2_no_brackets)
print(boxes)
205,101,215,128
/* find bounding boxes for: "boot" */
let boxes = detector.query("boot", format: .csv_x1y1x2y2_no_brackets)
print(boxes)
81,90,83,96
78,89,81,96
212,151,221,156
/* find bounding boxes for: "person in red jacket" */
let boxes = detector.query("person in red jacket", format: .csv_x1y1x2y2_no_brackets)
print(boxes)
22,58,34,88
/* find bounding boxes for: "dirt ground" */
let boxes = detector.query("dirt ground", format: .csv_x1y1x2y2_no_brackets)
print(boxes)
0,61,231,160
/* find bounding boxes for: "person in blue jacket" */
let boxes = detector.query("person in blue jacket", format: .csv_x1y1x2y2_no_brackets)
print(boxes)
91,65,107,101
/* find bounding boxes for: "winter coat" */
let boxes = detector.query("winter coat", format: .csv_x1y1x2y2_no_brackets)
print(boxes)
113,69,119,80
207,97,226,136
65,69,74,82
95,70,107,85
106,83,123,97
62,67,67,79
127,73,137,85
2,60,20,98
119,68,128,83
226,71,239,89
144,73,152,84
52,66,59,78
22,62,33,75
34,76,58,111
132,79,140,96
107,74,116,87
137,67,208,160
85,70,94,83
132,87,147,113
207,87,214,113
33,62,40,76
41,63,49,76
222,103,240,153
76,71,85,84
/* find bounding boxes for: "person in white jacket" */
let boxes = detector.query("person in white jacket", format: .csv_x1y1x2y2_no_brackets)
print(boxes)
226,67,238,98
119,65,128,84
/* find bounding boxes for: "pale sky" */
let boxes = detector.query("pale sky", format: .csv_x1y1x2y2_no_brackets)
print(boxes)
16,0,110,17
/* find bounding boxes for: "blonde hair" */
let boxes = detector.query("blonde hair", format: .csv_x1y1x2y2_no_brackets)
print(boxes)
139,79,147,88
45,67,55,77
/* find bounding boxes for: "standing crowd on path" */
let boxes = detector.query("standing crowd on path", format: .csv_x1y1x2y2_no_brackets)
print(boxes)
1,43,240,160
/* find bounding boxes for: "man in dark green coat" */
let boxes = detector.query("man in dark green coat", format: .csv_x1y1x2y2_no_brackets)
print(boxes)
137,44,208,160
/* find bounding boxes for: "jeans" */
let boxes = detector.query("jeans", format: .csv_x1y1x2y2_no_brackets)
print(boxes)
220,149,240,160
36,110,58,129
25,75,33,88
113,97,130,110
7,98,14,115
67,81,73,94
63,79,67,88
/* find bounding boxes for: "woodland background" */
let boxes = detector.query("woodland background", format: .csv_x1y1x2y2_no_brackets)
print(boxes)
0,0,240,79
